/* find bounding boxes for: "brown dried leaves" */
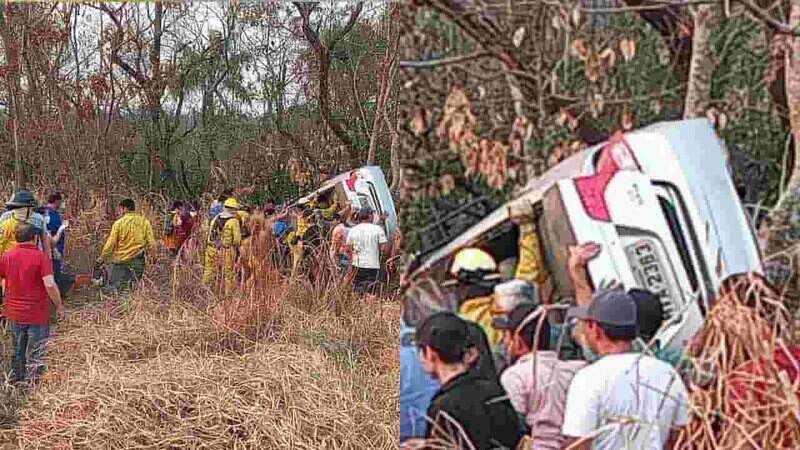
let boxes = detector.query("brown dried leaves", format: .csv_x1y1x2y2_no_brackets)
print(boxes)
573,40,616,83
288,157,311,187
436,86,520,190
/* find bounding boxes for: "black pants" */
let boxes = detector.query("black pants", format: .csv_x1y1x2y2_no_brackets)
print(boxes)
353,267,380,295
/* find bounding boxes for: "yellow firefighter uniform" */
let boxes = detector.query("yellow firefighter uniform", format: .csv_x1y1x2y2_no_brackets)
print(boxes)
203,200,243,293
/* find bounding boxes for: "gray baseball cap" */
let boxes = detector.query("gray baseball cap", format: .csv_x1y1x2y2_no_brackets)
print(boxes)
567,288,637,328
494,279,538,311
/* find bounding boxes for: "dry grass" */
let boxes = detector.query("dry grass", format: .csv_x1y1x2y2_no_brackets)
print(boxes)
677,275,800,450
0,192,399,449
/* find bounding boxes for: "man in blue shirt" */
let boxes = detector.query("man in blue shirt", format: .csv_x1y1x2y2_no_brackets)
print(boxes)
400,319,440,442
45,193,70,293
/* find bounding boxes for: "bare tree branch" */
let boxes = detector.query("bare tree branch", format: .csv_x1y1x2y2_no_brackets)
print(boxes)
740,0,800,35
400,51,491,68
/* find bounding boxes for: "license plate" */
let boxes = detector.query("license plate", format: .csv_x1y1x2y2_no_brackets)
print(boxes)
628,240,670,299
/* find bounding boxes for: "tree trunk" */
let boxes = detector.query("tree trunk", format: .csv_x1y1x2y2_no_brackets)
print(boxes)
366,47,395,165
1,11,26,188
764,0,800,257
683,4,721,119
294,2,364,164
388,115,401,191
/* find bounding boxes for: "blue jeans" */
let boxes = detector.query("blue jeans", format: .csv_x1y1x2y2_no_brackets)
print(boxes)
52,258,63,286
9,321,50,382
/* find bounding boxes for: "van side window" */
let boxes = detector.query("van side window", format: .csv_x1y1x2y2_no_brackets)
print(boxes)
657,196,700,294
654,181,715,314
367,182,383,215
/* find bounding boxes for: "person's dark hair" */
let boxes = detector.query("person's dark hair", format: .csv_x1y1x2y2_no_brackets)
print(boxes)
596,322,637,341
628,288,664,342
218,188,234,202
465,321,498,382
356,208,373,223
518,317,551,351
47,192,63,204
417,313,468,364
14,223,37,243
264,199,276,215
171,200,183,210
119,198,136,211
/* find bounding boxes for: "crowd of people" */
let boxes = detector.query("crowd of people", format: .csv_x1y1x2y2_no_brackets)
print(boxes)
0,187,398,384
400,209,690,449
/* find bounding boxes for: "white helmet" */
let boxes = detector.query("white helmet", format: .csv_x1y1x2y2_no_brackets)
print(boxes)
450,248,497,276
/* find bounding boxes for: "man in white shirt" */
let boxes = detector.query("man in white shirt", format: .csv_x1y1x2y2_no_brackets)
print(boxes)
345,207,388,295
561,288,689,450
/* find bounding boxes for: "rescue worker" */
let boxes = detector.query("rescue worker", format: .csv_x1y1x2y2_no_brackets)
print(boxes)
97,199,158,292
285,204,312,278
0,190,53,259
239,213,269,293
162,200,192,256
452,206,551,347
447,247,503,345
203,198,243,294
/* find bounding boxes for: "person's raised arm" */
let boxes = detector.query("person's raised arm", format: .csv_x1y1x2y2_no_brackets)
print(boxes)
567,243,600,307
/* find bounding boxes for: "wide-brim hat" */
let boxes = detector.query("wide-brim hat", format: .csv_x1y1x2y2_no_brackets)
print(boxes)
6,190,38,208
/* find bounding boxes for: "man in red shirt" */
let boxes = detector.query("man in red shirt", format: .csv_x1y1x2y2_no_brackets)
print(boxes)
0,223,64,382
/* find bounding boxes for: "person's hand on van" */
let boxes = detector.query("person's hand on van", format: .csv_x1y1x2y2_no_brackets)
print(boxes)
596,278,622,292
568,242,600,272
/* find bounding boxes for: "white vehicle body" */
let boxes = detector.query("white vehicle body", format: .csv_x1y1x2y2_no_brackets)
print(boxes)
295,166,398,240
405,119,763,352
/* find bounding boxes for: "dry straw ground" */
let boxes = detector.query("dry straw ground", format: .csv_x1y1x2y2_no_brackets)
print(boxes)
0,193,399,449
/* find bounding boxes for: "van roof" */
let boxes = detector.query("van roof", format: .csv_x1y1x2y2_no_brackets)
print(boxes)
293,165,383,205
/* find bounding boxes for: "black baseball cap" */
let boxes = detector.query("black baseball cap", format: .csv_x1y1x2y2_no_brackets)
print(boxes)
493,303,550,349
492,303,539,331
416,312,469,363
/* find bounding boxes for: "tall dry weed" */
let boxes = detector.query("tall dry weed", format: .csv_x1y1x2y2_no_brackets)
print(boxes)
1,193,398,449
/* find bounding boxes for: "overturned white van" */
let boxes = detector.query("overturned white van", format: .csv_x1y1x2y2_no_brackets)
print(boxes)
294,165,398,241
404,119,764,353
